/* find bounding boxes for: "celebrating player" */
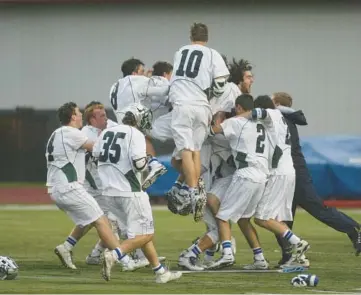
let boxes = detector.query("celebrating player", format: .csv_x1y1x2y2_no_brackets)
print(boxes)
168,22,230,222
46,102,136,275
109,58,169,191
93,103,182,283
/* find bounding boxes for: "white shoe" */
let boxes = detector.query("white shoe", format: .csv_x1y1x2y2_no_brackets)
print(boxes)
178,255,204,271
243,259,269,270
155,270,182,283
206,254,235,270
294,240,310,259
133,257,150,269
280,254,310,268
85,254,101,265
54,244,76,269
142,162,167,190
101,250,116,281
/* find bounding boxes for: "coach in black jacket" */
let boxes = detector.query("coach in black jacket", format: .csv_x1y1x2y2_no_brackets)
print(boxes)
272,92,361,265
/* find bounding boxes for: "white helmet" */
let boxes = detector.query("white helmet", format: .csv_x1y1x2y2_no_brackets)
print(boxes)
0,256,18,280
117,103,153,131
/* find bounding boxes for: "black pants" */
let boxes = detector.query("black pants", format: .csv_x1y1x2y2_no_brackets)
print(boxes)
276,175,359,254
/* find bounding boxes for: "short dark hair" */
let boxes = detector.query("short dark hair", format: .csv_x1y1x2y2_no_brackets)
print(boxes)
254,95,275,109
190,22,208,42
228,58,253,85
122,111,137,127
121,58,144,77
235,94,254,111
152,61,173,77
58,102,77,125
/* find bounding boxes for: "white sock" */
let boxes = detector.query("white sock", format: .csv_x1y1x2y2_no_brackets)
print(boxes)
221,240,233,256
185,244,202,258
112,248,130,264
252,247,265,261
153,264,165,275
283,230,301,245
64,236,77,251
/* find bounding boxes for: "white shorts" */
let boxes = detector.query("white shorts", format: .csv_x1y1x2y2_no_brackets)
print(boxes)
108,192,154,236
171,104,212,156
209,175,233,201
50,183,104,227
254,174,296,221
93,194,110,214
149,112,173,142
216,175,266,223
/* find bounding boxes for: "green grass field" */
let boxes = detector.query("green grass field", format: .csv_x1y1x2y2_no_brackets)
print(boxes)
0,208,360,294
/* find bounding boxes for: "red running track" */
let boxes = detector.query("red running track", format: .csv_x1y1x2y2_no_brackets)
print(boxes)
0,187,361,208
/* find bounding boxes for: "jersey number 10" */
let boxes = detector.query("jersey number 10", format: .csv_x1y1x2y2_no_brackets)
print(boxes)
175,49,204,78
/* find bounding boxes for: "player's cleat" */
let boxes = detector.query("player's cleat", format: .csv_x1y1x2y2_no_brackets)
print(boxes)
85,254,101,265
276,253,292,268
242,259,269,270
280,254,310,269
294,240,310,259
101,249,116,281
348,227,361,256
142,162,167,190
54,244,77,269
155,270,182,283
206,254,235,270
192,192,207,222
132,257,150,269
178,255,205,271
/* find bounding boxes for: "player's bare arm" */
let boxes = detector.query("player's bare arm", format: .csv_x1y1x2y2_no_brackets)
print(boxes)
81,140,95,152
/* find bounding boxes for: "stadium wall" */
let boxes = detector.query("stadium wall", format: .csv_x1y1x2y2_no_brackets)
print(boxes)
1,3,361,137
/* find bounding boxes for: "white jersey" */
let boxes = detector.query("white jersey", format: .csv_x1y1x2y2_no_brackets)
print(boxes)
142,76,171,120
207,83,242,164
81,119,119,195
46,126,88,192
109,75,169,122
210,82,241,115
261,109,294,175
169,44,229,106
94,124,146,196
221,116,269,182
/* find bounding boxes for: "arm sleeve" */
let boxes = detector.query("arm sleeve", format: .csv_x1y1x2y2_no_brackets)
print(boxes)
212,50,230,79
277,105,296,114
220,119,235,141
130,129,147,161
139,78,170,100
68,128,89,150
92,134,103,158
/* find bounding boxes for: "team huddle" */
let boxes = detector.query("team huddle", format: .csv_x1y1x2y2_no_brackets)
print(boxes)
45,22,312,283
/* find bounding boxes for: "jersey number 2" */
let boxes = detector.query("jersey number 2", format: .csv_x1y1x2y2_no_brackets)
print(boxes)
255,124,266,154
99,131,126,164
175,49,203,78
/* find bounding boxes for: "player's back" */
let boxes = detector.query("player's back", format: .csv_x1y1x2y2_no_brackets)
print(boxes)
264,109,294,175
110,75,149,114
46,126,86,189
169,44,229,105
142,76,170,120
95,124,146,195
221,116,269,182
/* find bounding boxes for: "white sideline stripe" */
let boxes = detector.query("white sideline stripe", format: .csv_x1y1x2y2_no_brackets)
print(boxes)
0,205,169,211
1,205,361,213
